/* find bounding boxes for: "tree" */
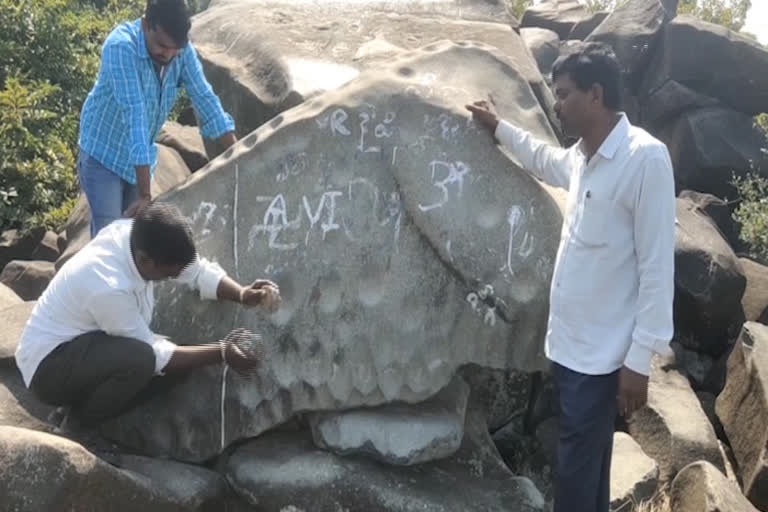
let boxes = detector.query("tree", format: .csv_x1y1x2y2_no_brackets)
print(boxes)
678,0,752,32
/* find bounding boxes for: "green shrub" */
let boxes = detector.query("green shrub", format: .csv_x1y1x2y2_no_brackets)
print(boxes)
733,173,768,263
0,0,142,233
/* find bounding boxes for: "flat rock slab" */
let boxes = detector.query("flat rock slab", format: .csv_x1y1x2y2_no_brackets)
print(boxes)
224,408,546,512
716,322,768,510
628,355,723,481
309,376,469,465
610,432,659,510
670,461,759,512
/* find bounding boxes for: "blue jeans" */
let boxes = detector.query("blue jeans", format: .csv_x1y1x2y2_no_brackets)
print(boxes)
77,150,138,238
553,363,619,512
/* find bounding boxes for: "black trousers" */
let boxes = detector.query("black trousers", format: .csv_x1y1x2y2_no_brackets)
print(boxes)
29,331,156,425
553,362,620,512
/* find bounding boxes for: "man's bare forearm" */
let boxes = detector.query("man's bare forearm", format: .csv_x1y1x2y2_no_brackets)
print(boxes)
216,275,245,303
163,344,221,374
135,165,151,198
219,131,237,149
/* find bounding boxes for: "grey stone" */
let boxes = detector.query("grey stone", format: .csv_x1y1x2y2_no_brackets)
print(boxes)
586,0,669,84
0,426,221,512
674,195,747,354
628,355,723,481
0,228,45,274
224,407,547,512
670,461,759,512
521,28,560,82
670,340,715,390
0,301,34,367
640,79,720,131
740,258,768,325
610,432,659,511
678,190,743,255
0,366,55,432
309,376,469,465
99,41,565,462
659,106,768,198
460,364,533,432
157,121,210,172
0,282,22,310
114,455,236,511
29,231,61,262
716,322,768,510
566,11,608,40
521,0,591,40
643,15,768,115
0,260,55,301
190,0,562,145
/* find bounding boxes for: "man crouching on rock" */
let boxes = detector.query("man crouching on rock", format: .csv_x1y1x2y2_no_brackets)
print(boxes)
15,202,280,432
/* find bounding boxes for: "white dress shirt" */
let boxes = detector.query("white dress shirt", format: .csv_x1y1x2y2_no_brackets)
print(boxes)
15,219,226,386
496,114,675,376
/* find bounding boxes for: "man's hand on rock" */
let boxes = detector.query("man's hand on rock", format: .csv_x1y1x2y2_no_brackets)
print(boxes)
465,100,500,134
240,279,281,312
123,196,152,218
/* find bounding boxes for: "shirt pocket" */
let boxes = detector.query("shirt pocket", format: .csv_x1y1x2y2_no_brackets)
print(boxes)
575,197,616,248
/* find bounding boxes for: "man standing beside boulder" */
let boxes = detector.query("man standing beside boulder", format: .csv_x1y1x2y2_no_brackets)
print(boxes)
15,202,280,430
78,0,236,237
467,42,675,512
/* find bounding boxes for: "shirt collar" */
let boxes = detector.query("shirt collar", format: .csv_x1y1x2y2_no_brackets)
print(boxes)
577,112,630,161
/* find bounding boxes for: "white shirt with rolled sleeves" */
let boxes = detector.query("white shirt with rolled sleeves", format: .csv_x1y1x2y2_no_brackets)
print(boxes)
495,113,675,376
15,219,226,387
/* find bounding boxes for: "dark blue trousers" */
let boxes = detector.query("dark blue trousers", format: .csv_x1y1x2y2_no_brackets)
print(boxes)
553,363,619,512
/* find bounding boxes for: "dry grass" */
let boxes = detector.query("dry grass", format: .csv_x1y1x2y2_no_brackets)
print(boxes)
614,485,671,512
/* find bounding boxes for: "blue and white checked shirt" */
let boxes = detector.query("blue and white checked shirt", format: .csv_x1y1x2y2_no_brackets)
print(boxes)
79,19,234,184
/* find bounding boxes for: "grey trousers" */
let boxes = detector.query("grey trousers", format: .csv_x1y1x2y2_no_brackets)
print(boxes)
29,331,156,425
553,362,620,512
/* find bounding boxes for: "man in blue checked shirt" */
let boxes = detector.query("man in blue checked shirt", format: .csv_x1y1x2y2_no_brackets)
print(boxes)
78,0,237,237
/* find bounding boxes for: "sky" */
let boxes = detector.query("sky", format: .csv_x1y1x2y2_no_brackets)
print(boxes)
744,1,768,45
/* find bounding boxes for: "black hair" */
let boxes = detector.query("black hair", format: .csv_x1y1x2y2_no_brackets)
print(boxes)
145,0,191,48
130,202,196,268
552,42,623,110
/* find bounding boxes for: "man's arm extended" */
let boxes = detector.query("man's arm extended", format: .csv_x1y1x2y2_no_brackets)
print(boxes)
180,43,236,145
466,101,571,189
103,43,155,212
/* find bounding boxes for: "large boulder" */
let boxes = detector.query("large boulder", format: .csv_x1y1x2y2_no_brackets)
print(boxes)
190,0,561,141
610,432,659,511
658,106,768,198
0,301,35,367
0,426,235,512
224,407,547,512
158,121,210,172
520,0,592,40
586,0,669,86
0,260,55,301
0,365,55,432
670,461,759,512
642,15,768,115
29,230,61,262
640,80,719,132
628,356,723,481
309,376,469,465
0,228,45,274
99,41,565,462
520,28,560,83
566,11,608,40
678,190,743,255
0,282,21,310
56,145,192,269
716,322,768,510
674,195,747,355
740,258,768,325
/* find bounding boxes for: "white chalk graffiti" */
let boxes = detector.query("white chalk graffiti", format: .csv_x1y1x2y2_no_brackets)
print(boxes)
302,191,343,245
275,152,308,183
250,194,300,251
418,160,471,212
500,206,535,276
330,108,351,136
